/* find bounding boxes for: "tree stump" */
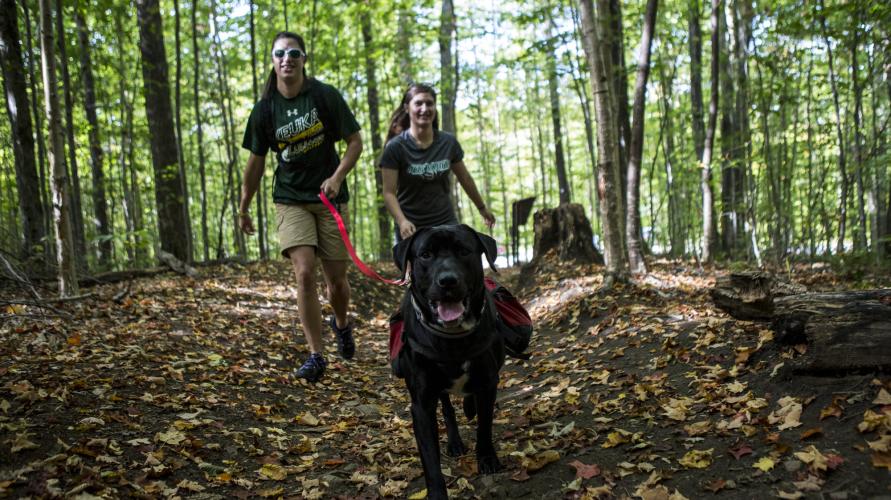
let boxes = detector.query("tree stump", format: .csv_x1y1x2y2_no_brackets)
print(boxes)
530,203,603,265
710,271,807,320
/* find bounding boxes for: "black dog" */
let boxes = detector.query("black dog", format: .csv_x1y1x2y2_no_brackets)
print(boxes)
393,224,505,499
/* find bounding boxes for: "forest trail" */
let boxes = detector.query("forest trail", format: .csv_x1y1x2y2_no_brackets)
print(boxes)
1,260,890,498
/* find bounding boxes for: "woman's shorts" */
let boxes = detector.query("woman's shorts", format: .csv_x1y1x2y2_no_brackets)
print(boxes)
275,202,350,260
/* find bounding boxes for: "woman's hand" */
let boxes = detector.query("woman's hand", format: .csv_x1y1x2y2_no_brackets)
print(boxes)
398,219,417,239
479,206,496,229
239,212,255,235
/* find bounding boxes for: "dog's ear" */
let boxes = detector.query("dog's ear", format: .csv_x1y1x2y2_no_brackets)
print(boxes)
392,228,428,273
461,224,498,272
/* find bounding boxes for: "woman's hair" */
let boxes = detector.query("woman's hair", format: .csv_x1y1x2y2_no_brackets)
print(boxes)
261,31,308,99
384,83,439,143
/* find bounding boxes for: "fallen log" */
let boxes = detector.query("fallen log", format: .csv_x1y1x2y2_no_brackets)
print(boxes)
157,250,199,278
772,289,891,344
710,271,806,320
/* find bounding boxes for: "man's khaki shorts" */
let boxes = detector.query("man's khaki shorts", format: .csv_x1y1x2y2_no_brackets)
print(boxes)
275,202,350,260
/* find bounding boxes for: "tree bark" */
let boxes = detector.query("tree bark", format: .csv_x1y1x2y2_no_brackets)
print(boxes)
136,0,192,262
0,0,47,261
578,0,628,281
607,0,630,211
172,0,193,261
361,8,390,261
817,0,848,254
397,4,413,85
39,0,78,296
849,21,868,252
192,0,209,261
74,5,111,268
531,204,604,265
688,0,706,165
248,0,267,260
546,18,571,205
55,0,87,269
700,0,720,263
625,0,658,274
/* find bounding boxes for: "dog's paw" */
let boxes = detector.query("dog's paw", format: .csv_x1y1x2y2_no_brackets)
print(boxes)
477,454,502,474
446,439,469,457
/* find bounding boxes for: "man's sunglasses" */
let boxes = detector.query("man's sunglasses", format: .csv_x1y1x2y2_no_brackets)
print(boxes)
272,48,306,59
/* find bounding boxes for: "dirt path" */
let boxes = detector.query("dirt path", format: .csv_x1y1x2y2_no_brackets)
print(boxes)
1,261,889,498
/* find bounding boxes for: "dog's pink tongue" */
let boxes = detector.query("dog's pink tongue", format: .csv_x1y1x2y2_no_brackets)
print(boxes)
437,302,465,322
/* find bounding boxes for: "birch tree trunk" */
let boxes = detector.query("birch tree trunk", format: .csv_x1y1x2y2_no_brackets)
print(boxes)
578,0,628,281
1,0,47,261
625,0,658,274
39,0,78,295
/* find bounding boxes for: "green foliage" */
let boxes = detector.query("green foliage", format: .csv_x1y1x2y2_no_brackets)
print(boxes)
1,0,889,271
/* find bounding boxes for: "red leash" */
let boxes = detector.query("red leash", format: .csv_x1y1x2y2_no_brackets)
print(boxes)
319,191,409,286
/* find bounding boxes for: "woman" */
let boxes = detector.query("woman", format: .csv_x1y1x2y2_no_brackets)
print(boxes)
239,31,363,383
379,83,495,241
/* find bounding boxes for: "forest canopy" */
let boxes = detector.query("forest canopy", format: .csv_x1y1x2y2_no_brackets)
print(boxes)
1,0,889,285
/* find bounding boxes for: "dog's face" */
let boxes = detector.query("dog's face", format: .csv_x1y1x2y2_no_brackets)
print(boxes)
394,225,497,330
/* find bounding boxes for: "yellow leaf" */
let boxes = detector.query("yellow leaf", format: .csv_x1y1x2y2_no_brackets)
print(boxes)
10,433,39,453
867,434,891,452
66,333,81,346
873,389,891,405
408,488,427,499
753,457,775,472
0,399,9,414
176,480,205,492
602,430,631,448
259,463,287,481
678,449,712,469
155,428,187,446
858,410,889,433
794,445,828,472
379,479,408,497
524,449,561,472
872,452,891,470
296,412,320,426
684,421,711,436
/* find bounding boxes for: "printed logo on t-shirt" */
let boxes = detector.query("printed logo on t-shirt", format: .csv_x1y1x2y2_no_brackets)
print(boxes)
407,160,450,180
276,107,325,162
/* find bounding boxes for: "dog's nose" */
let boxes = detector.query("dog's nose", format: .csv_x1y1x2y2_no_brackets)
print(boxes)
437,273,458,288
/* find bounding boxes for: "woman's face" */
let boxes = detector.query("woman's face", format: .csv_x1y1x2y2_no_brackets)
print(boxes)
407,92,436,128
271,37,305,82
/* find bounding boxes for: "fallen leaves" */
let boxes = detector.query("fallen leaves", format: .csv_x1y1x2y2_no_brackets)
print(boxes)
678,449,713,469
768,396,803,430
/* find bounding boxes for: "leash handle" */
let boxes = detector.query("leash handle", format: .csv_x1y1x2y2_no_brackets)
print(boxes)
319,191,409,286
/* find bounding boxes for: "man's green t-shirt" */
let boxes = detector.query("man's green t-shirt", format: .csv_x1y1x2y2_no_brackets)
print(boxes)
241,79,360,204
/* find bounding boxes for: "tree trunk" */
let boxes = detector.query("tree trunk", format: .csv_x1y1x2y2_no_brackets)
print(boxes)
247,0,267,259
55,0,87,269
607,0,630,211
659,62,683,257
192,0,209,261
397,5,413,85
439,0,459,215
1,0,47,261
817,0,848,254
39,0,78,295
210,0,245,259
136,0,192,262
625,0,658,274
172,0,193,262
710,271,807,320
361,8,389,261
531,204,604,265
546,19,571,205
22,0,52,246
688,0,705,164
849,22,868,252
719,0,742,259
73,5,111,268
578,0,628,281
700,0,720,263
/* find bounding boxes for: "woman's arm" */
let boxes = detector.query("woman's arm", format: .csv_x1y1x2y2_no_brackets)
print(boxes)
381,167,416,239
452,160,496,228
239,153,266,234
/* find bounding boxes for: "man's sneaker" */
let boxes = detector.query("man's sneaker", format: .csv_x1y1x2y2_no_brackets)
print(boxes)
296,353,327,383
329,316,355,360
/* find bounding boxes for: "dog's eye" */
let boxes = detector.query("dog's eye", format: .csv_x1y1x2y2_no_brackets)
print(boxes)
458,247,472,257
419,250,433,260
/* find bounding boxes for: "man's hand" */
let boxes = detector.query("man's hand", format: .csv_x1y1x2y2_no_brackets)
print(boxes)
239,212,255,235
320,176,342,199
